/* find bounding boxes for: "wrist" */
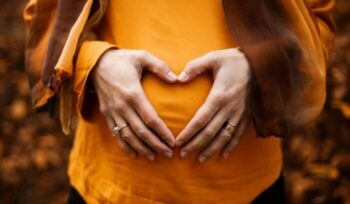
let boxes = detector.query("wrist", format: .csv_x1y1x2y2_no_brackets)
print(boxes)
235,48,252,82
91,48,118,82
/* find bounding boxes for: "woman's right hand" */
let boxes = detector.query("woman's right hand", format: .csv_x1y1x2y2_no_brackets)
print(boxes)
91,49,177,161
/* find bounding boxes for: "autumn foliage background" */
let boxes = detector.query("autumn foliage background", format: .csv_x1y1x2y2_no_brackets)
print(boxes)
0,1,349,203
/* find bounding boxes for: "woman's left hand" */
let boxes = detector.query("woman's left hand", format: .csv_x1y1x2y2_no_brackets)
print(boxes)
175,48,251,163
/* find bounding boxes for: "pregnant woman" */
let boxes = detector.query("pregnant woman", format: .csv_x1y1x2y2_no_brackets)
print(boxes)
24,0,334,203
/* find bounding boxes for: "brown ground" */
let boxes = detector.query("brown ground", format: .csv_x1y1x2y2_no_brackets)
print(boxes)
0,1,349,203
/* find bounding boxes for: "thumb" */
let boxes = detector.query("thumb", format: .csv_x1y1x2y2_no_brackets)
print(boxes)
139,51,177,83
178,53,213,83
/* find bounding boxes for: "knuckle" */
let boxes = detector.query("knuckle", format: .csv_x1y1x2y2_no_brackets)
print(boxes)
191,68,201,76
193,118,206,129
188,143,200,152
136,146,147,155
122,89,140,103
155,62,169,74
141,135,152,146
111,102,126,114
186,61,201,75
221,133,232,142
143,115,158,127
151,66,161,75
134,129,151,143
185,143,195,152
203,129,215,140
212,93,227,106
135,128,148,138
229,98,241,110
121,133,131,141
157,61,167,69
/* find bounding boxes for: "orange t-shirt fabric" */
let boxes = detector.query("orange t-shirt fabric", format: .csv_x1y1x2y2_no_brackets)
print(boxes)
71,0,282,203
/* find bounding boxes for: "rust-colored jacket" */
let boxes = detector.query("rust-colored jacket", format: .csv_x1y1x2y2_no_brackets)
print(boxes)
24,0,335,136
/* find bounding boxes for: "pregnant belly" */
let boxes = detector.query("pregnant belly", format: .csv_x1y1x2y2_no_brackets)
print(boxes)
142,71,213,136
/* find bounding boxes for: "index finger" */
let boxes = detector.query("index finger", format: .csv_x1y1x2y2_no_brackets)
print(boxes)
128,86,175,147
175,92,221,147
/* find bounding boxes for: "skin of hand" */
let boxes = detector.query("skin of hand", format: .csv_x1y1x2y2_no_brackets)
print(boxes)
175,48,251,163
91,49,178,161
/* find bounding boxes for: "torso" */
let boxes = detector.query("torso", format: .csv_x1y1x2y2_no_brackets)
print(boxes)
69,1,283,203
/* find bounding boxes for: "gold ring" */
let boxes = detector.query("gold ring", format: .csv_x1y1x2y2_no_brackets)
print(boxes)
113,123,128,135
224,122,237,135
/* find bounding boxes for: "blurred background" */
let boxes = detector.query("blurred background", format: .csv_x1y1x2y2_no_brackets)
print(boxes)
0,1,349,203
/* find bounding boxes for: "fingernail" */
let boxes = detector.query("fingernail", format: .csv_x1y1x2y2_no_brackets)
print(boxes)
178,72,188,82
164,151,173,158
180,151,188,158
167,71,177,81
147,154,155,161
168,139,175,147
198,156,206,163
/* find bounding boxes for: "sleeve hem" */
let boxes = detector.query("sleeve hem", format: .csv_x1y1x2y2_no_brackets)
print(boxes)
74,41,117,121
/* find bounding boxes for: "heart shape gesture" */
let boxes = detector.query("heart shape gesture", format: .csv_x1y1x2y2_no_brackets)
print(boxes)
175,48,251,163
93,48,250,163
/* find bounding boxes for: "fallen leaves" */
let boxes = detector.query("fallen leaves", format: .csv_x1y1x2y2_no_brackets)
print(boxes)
305,163,339,180
332,100,350,119
282,1,350,202
8,99,27,120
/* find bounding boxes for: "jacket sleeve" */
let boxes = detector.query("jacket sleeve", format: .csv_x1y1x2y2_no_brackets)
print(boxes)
253,0,335,137
223,0,335,137
306,0,335,64
23,0,58,111
23,0,95,111
23,0,108,134
74,39,117,121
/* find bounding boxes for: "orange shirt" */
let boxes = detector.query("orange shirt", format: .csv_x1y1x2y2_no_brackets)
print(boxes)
71,0,282,203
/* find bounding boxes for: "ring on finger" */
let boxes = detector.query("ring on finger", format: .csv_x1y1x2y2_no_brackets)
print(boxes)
113,123,129,135
223,122,237,135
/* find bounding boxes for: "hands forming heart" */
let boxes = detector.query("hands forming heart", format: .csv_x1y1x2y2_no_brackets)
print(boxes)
92,48,251,163
176,48,251,163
